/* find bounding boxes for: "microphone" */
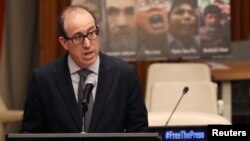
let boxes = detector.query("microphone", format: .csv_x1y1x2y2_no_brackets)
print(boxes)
81,73,96,115
165,86,189,126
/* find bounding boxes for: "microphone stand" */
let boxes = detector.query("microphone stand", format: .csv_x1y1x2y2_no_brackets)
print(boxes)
81,83,94,117
165,87,189,126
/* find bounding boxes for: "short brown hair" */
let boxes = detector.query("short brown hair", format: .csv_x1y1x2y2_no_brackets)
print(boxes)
58,5,97,38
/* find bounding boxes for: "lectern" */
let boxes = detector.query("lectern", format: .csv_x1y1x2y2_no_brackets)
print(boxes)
6,133,161,141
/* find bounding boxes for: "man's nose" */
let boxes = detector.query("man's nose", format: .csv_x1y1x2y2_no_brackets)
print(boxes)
82,38,91,48
182,11,193,21
117,13,127,27
183,11,191,18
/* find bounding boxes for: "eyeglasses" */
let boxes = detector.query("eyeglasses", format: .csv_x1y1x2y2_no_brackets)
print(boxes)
65,29,99,45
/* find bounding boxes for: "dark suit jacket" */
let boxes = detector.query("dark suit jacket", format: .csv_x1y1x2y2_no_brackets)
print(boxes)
21,53,148,133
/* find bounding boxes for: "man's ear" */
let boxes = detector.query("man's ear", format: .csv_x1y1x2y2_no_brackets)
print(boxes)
59,36,69,51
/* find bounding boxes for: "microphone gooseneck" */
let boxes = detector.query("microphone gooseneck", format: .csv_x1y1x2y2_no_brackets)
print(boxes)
165,86,189,126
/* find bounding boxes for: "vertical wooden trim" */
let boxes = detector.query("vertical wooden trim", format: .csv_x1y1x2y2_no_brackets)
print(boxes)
0,0,4,59
242,0,250,39
39,0,71,66
39,0,58,65
231,0,250,40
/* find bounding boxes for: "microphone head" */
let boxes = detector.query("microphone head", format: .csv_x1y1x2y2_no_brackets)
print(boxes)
85,73,97,86
183,86,189,95
82,73,96,105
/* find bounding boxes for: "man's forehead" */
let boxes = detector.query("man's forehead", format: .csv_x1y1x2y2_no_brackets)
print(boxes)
106,0,134,7
64,10,95,28
174,4,193,10
64,8,93,20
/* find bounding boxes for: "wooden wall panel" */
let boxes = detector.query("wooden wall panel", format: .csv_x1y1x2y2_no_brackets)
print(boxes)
0,0,4,59
231,0,250,40
39,0,70,65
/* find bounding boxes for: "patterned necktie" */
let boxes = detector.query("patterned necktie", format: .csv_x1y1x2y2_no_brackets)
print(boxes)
84,92,93,132
77,68,93,132
77,69,91,116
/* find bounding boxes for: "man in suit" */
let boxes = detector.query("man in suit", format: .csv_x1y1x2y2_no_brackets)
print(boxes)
21,5,148,133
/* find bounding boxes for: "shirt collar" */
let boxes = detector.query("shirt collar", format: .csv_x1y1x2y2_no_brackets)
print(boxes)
68,54,99,75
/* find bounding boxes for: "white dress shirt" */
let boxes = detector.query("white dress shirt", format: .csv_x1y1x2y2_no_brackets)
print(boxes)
68,55,99,102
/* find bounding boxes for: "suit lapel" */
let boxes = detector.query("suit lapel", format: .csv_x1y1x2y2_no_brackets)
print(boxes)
55,54,82,130
90,53,114,131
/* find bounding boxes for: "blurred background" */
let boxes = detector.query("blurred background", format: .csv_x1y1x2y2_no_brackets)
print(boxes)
1,0,250,138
